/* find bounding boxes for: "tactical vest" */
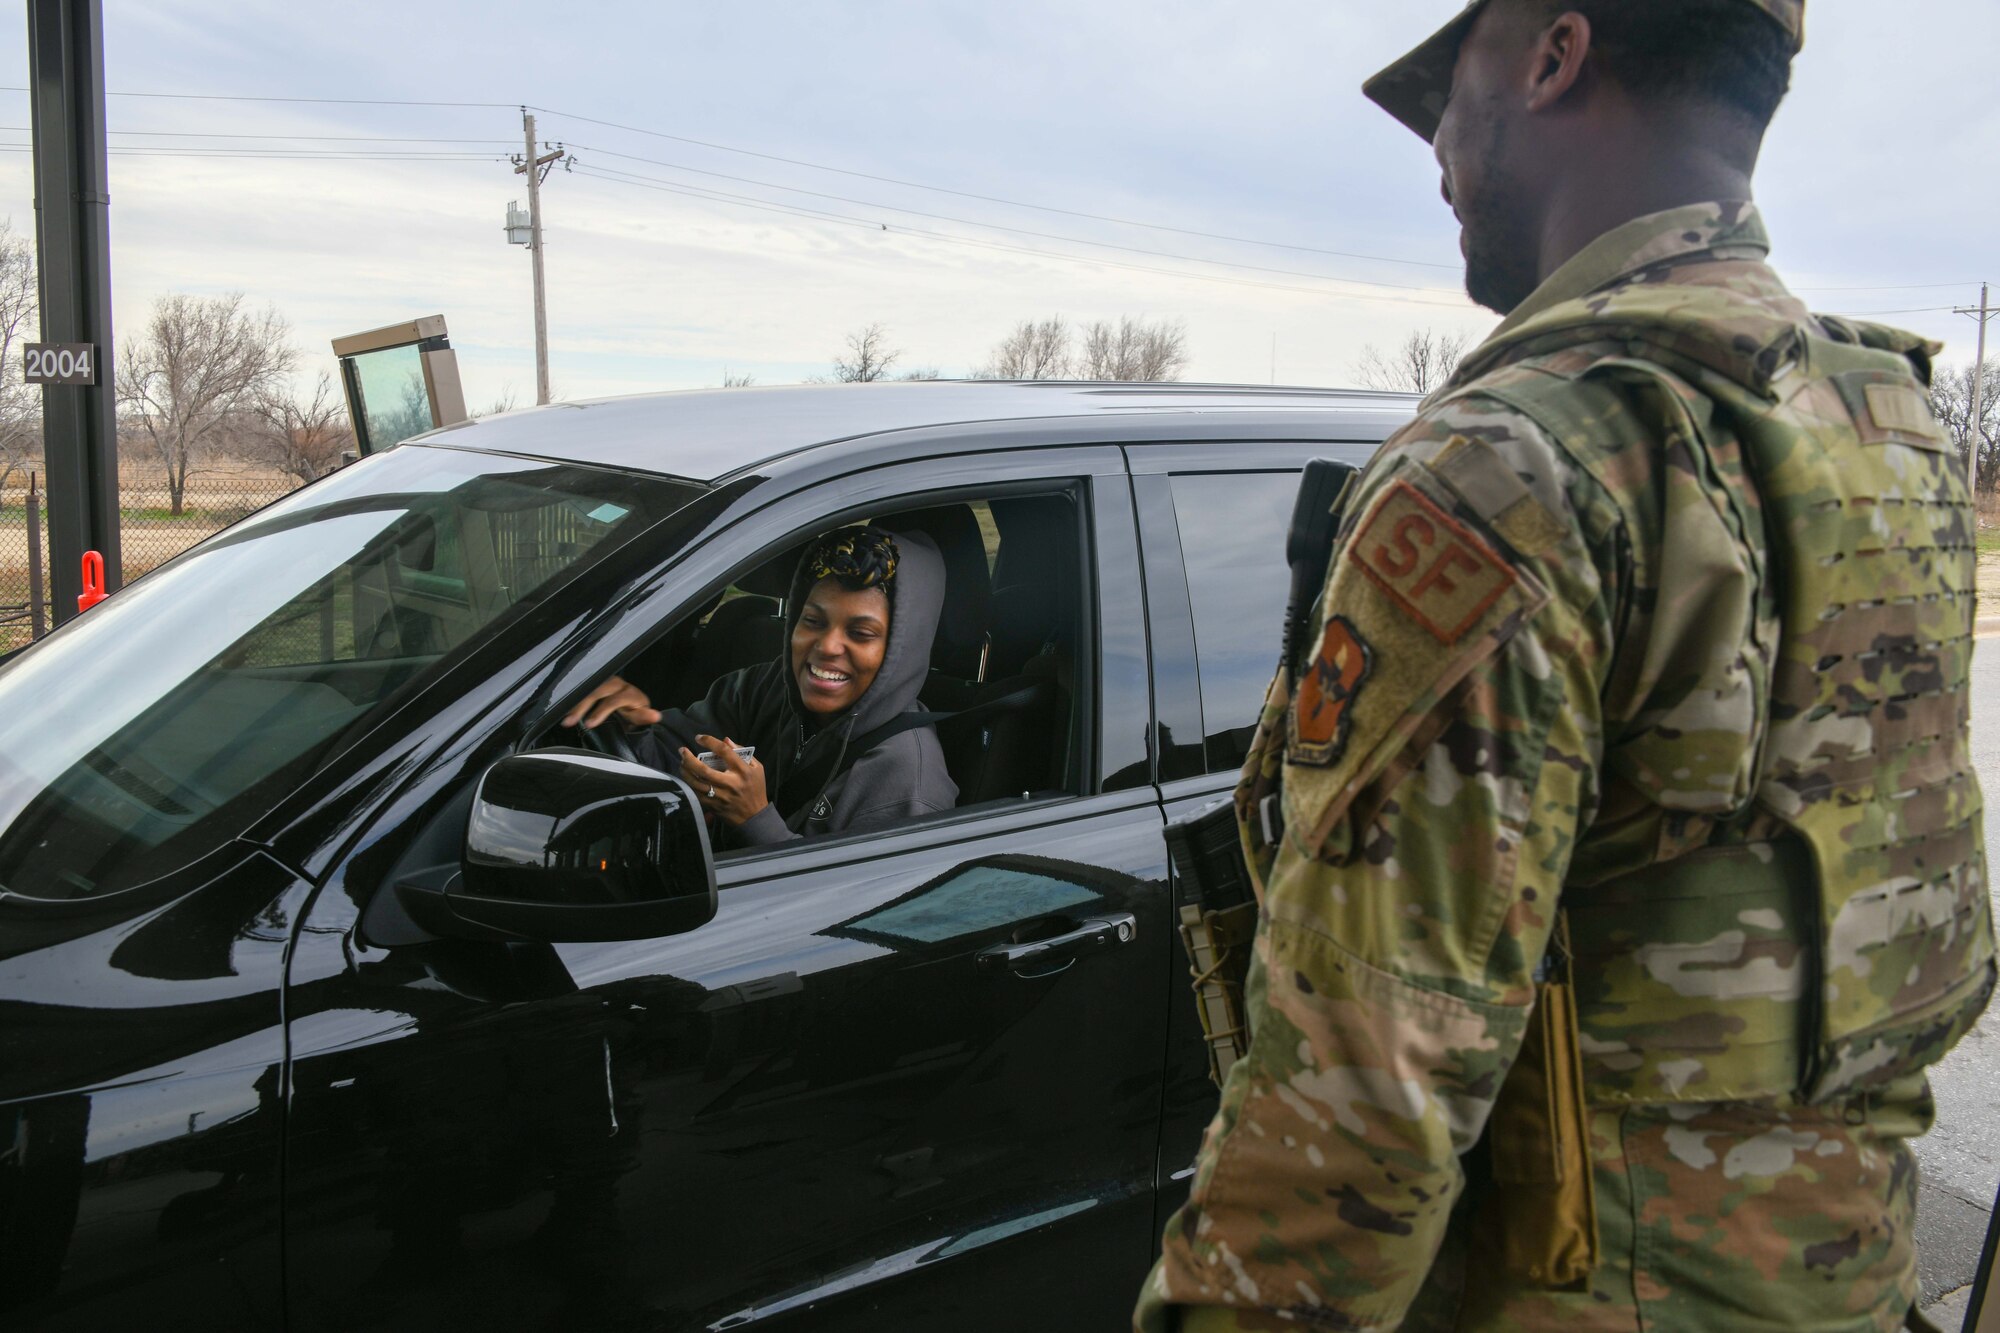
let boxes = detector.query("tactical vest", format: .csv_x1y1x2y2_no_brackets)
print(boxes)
1455,288,1995,1107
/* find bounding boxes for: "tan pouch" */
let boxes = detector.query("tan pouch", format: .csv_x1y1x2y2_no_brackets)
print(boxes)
1178,900,1260,1087
1481,918,1599,1288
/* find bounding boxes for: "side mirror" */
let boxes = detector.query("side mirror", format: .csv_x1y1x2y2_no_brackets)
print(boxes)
396,749,716,943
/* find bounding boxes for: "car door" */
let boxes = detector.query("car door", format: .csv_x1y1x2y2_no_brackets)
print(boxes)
278,444,1174,1332
1124,440,1378,1229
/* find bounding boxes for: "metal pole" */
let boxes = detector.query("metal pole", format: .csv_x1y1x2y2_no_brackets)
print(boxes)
27,0,119,624
25,469,45,638
523,111,550,406
1969,282,1990,503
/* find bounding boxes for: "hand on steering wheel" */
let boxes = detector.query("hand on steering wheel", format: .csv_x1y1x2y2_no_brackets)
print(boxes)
564,675,657,764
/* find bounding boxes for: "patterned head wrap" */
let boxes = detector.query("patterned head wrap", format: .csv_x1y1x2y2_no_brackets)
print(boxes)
804,525,899,594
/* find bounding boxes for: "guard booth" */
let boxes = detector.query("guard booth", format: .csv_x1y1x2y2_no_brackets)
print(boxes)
332,315,470,456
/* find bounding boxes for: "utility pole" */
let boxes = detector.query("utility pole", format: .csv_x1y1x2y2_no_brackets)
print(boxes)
512,111,567,406
28,0,120,622
1956,282,1994,503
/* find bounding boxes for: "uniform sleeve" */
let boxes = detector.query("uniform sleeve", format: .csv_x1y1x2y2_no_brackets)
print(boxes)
1136,399,1623,1331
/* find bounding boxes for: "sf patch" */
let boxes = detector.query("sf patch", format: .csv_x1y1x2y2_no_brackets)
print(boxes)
1288,614,1372,767
1353,480,1515,644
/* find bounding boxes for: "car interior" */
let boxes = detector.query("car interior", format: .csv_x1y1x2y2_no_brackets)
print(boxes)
607,488,1085,843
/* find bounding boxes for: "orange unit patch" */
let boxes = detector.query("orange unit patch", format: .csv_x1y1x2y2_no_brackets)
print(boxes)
1353,480,1515,644
1289,615,1372,767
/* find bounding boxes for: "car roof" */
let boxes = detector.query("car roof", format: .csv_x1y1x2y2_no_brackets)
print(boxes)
415,380,1421,483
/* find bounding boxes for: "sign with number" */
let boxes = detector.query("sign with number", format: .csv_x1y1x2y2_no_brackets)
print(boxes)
23,343,96,386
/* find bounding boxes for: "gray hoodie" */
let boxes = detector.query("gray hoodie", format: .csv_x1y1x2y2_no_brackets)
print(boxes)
632,528,959,846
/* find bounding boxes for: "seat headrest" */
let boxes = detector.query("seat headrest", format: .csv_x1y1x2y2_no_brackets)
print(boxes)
991,496,1073,591
874,504,992,663
738,544,804,599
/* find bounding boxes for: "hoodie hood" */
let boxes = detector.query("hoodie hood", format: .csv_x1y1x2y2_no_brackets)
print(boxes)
780,527,945,740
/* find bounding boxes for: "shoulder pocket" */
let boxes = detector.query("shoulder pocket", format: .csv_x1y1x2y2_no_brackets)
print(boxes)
1283,458,1550,858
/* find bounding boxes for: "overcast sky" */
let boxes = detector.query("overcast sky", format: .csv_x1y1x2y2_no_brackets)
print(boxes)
0,0,1993,410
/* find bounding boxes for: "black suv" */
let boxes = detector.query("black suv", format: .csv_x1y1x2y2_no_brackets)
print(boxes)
0,380,1417,1330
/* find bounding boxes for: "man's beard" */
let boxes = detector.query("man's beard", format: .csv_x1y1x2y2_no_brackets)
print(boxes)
1453,116,1542,315
1462,213,1540,315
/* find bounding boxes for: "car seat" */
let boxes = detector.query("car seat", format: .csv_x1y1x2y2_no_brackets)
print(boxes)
987,497,1073,679
685,544,798,682
876,505,993,681
923,669,1058,805
992,497,1079,792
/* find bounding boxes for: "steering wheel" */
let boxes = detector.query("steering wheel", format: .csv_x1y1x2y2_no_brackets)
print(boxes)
573,716,643,766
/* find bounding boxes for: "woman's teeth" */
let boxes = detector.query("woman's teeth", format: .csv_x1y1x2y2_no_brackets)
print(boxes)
808,664,849,682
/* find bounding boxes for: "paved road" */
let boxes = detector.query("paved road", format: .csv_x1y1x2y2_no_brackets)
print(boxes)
1914,634,2000,1327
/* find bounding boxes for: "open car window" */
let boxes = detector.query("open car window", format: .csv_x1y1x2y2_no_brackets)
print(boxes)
565,488,1087,857
0,446,702,902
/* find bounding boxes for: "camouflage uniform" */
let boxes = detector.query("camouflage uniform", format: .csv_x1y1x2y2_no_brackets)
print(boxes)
1133,193,1994,1333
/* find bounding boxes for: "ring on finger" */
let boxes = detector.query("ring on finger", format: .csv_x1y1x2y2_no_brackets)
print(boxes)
707,785,716,800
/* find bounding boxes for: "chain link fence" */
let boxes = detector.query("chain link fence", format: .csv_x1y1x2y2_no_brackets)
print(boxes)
0,466,50,652
2,456,312,654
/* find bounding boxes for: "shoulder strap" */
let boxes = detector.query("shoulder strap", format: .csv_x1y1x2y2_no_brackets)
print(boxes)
1283,458,1361,677
774,678,1048,816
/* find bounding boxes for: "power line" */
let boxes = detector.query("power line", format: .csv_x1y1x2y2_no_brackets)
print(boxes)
0,125,517,144
0,145,506,161
532,102,1462,271
0,84,514,110
571,165,1474,308
0,82,1970,300
570,145,1465,297
1826,305,1962,316
1796,281,1979,293
0,81,1473,273
0,82,1461,272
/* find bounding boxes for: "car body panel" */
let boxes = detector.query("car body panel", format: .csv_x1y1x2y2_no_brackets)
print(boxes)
0,382,1420,1329
0,848,308,1329
413,382,1416,485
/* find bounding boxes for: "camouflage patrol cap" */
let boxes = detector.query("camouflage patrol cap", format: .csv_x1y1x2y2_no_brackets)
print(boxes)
1363,0,1805,142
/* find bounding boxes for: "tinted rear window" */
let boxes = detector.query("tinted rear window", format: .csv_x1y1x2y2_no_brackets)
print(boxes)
1168,472,1298,774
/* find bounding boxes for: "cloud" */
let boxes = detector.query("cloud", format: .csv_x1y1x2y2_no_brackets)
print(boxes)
0,0,1989,415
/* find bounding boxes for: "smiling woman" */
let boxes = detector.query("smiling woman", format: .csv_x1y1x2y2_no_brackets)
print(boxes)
566,523,961,848
791,525,899,717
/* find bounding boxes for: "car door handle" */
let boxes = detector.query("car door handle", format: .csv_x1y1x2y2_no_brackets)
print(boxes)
976,912,1137,976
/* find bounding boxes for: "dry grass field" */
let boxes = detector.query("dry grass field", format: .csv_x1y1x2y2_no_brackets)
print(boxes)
7,468,2000,654
1,460,300,651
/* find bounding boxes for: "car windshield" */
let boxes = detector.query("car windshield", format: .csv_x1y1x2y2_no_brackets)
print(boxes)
0,444,704,903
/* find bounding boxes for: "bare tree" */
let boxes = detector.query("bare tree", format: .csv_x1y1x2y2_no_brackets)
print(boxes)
720,370,756,388
374,371,434,447
830,323,901,383
475,387,521,417
243,372,353,485
898,366,942,381
1354,328,1469,395
979,316,1074,379
0,221,39,503
1928,359,2000,495
1076,316,1188,382
117,294,295,514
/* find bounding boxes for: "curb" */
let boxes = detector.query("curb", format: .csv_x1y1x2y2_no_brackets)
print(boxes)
1919,1284,1972,1331
1980,616,2000,641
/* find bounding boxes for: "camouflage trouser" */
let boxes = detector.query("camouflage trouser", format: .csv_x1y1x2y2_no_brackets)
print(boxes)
1162,1076,1934,1333
1416,1079,1933,1333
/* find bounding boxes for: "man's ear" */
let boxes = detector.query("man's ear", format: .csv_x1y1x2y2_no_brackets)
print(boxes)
1522,11,1592,114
